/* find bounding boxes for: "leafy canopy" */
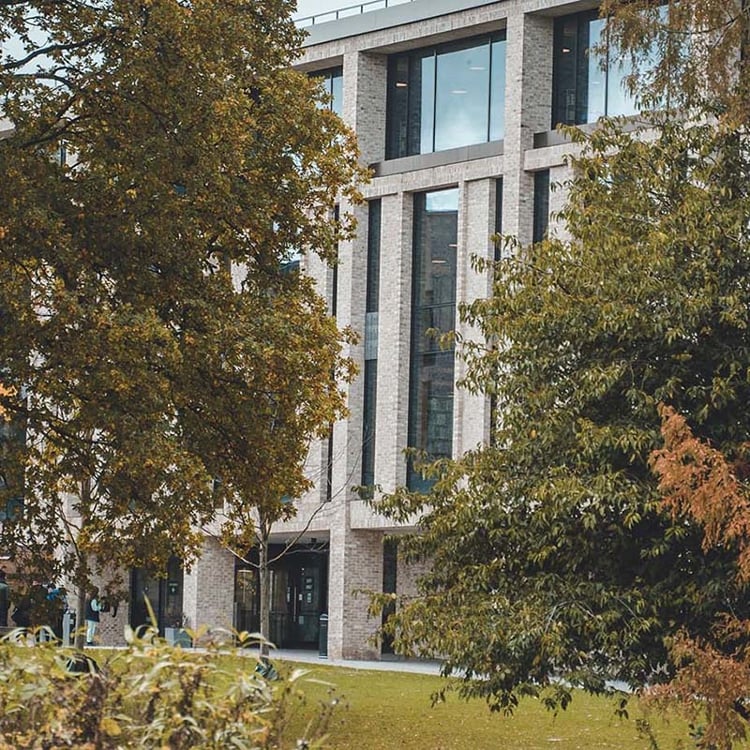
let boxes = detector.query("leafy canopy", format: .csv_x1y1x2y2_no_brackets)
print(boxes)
374,115,750,714
0,0,364,595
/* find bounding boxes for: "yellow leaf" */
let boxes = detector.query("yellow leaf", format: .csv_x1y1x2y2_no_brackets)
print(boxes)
100,717,122,737
0,383,13,418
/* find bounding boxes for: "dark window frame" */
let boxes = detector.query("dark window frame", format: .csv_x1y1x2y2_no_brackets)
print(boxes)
386,32,507,160
311,66,344,116
407,189,458,491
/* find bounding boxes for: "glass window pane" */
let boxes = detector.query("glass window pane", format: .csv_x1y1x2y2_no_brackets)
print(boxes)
330,70,343,116
586,18,606,122
366,200,381,313
386,34,505,158
554,9,664,126
434,43,490,151
361,360,377,487
310,67,343,115
386,56,410,158
406,52,428,155
533,170,550,243
489,38,506,141
552,18,580,126
606,4,667,117
408,188,458,491
606,50,638,117
419,54,435,153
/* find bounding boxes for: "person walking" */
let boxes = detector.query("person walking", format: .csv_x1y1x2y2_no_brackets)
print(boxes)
85,588,101,646
0,569,10,627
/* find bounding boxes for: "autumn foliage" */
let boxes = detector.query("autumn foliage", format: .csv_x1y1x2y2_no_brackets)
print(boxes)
0,0,364,631
649,405,750,748
650,405,750,580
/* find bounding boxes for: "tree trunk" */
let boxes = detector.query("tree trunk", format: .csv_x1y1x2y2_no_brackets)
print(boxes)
258,533,271,658
74,477,91,650
75,586,86,650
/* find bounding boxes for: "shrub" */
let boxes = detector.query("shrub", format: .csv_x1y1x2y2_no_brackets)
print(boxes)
0,628,335,749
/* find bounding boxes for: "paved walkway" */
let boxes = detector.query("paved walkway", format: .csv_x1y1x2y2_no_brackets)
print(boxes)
259,648,444,675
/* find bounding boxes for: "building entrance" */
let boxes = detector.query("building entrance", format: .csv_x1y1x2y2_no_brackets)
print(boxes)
130,556,184,635
234,545,328,649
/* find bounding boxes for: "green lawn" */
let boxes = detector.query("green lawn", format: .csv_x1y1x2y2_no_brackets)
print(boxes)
260,661,719,750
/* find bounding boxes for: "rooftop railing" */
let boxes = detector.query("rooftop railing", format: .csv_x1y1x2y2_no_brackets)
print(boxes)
295,0,415,27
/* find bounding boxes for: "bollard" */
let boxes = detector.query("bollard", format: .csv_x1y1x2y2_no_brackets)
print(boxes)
62,611,75,647
318,613,328,659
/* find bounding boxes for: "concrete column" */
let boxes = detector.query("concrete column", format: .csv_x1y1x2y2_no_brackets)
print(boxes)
342,50,387,164
325,49,392,661
328,525,384,660
375,191,413,492
503,12,554,244
183,537,236,635
454,178,496,454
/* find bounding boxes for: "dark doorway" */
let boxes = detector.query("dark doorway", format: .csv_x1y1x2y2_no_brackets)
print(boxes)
234,544,328,649
130,556,183,635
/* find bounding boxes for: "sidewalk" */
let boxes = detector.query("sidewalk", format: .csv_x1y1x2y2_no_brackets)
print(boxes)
260,648,444,675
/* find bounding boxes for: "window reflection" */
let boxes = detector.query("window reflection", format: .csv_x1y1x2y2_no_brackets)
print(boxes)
552,9,664,126
361,200,381,489
312,66,343,116
387,34,506,159
586,18,607,121
434,43,490,152
408,188,458,491
419,55,435,154
489,38,506,141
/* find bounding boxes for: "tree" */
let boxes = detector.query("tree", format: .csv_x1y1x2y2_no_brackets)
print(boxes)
177,268,357,655
0,0,363,645
645,406,750,748
371,115,750,720
600,0,750,126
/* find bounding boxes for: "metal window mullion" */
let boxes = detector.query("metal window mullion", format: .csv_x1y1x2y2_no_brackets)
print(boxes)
432,50,438,153
604,17,610,117
486,38,493,143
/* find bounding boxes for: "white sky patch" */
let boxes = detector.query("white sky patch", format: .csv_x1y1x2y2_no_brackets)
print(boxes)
294,0,346,18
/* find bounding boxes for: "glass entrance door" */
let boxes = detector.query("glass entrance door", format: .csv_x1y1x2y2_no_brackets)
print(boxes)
289,564,323,646
130,557,183,635
235,546,328,649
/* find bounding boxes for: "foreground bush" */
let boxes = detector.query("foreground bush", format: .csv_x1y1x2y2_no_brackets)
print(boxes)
0,628,333,749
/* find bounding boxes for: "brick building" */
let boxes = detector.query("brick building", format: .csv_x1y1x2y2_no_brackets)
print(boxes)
91,0,647,657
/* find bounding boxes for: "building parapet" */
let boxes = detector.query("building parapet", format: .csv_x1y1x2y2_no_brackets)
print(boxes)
299,0,500,45
296,0,416,28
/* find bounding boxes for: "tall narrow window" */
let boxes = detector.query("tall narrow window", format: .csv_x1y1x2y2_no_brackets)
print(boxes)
362,200,381,488
330,204,340,317
490,179,503,447
0,410,24,523
386,33,506,159
533,171,550,244
330,264,338,318
325,427,334,502
381,538,398,654
494,177,503,261
312,66,344,116
407,188,458,491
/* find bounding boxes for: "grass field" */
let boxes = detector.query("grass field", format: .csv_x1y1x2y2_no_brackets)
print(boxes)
263,661,707,750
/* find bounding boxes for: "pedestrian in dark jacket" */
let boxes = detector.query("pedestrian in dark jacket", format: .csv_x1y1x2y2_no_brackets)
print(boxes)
85,588,101,646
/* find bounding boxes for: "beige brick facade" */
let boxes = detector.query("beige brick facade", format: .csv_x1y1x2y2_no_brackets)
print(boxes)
270,0,581,661
96,0,587,659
